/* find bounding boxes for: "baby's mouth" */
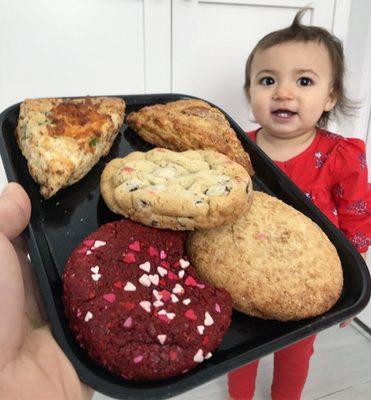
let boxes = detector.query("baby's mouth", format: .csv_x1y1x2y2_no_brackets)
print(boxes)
272,109,297,118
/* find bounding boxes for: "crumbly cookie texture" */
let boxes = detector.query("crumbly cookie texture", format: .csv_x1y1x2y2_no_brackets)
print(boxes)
16,96,125,198
63,218,232,381
188,191,343,321
126,99,254,176
100,148,253,230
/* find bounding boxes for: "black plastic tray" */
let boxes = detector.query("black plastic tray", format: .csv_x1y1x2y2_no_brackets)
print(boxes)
0,94,370,400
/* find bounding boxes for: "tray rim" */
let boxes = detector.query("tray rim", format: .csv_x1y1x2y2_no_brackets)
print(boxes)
0,93,370,400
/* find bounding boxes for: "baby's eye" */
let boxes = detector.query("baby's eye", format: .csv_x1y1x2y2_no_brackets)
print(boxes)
297,77,313,86
259,76,275,86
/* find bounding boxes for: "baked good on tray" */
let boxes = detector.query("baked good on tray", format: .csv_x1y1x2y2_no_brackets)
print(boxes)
62,218,232,381
16,96,125,198
187,191,343,321
100,148,253,230
126,99,254,176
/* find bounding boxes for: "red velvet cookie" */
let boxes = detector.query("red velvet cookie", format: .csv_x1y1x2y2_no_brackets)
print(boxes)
62,218,232,381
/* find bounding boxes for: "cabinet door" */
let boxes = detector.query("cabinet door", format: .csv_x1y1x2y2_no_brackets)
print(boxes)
0,0,171,190
0,0,171,112
172,0,336,130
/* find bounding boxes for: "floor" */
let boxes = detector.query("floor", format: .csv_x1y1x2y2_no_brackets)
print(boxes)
93,323,371,400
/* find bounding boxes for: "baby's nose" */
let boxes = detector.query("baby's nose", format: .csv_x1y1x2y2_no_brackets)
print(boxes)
273,83,294,100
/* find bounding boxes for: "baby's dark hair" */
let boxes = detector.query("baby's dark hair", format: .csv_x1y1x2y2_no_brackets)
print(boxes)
244,8,354,127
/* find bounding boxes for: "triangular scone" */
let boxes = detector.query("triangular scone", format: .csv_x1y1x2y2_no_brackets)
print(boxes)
126,99,254,176
16,97,125,198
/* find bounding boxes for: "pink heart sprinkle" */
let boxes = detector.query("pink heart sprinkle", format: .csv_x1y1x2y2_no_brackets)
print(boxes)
158,314,170,323
185,276,197,286
185,309,197,320
168,271,178,280
160,250,167,260
160,290,171,301
215,303,221,313
83,239,95,247
129,241,141,252
122,167,134,173
133,355,143,364
124,317,132,328
148,246,159,257
196,283,205,289
123,252,136,263
103,293,116,303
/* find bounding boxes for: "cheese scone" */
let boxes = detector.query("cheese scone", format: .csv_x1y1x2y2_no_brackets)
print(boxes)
16,97,125,198
126,99,254,176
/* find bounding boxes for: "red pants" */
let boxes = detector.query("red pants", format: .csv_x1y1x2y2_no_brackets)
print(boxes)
228,335,316,400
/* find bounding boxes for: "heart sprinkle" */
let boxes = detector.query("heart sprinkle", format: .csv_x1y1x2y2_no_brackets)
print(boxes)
215,303,221,313
124,282,136,291
204,312,214,326
103,293,116,303
182,298,191,305
193,349,204,363
197,325,205,335
93,240,106,249
157,334,166,345
123,252,136,263
139,301,152,313
185,309,197,320
129,241,141,252
139,274,151,287
160,250,167,259
179,259,190,269
139,262,151,273
157,266,168,277
172,284,184,294
84,311,93,322
133,355,143,364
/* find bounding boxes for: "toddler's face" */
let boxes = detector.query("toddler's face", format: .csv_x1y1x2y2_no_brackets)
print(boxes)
248,40,337,138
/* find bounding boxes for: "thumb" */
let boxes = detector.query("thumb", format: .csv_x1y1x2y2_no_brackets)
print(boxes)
0,183,31,240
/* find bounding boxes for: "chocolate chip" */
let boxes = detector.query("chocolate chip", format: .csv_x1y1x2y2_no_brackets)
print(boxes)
151,220,159,227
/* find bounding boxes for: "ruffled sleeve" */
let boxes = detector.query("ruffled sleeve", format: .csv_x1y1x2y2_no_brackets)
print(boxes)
331,138,371,253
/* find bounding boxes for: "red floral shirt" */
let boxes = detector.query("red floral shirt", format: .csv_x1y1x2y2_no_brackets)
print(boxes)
248,128,371,253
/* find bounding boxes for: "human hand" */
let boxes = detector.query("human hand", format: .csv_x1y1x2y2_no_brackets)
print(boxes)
0,183,93,400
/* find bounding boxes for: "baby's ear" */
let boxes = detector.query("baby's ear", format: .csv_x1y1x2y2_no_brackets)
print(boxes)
324,88,337,111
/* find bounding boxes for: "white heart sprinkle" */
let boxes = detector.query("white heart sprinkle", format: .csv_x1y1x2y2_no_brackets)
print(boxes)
193,349,204,363
84,311,93,322
167,312,176,320
171,294,179,303
178,270,185,279
182,298,191,305
204,312,214,326
172,283,184,294
157,266,168,277
205,352,212,359
139,274,151,287
91,273,101,281
124,282,136,291
158,310,167,315
139,301,151,313
197,325,205,335
90,266,99,274
139,261,151,273
179,259,190,269
86,250,92,255
157,334,167,345
152,289,162,300
153,300,164,308
93,240,106,248
149,274,159,286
